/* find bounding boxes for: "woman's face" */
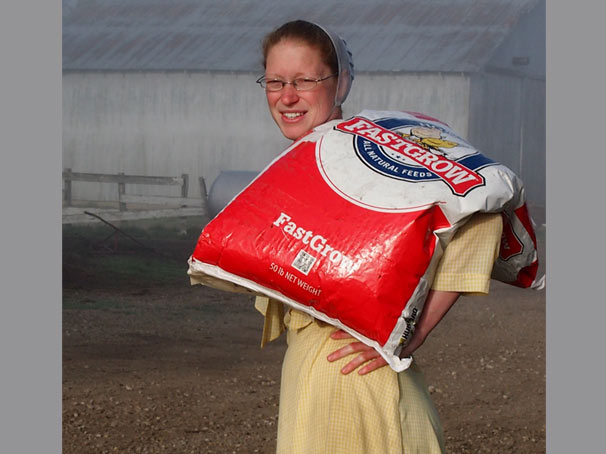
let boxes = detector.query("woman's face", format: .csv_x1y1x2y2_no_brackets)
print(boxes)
264,39,339,141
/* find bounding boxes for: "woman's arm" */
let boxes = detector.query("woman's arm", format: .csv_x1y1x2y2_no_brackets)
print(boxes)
327,213,502,375
327,290,460,375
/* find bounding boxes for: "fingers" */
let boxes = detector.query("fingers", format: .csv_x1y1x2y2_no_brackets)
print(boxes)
327,340,389,375
326,341,367,363
341,349,377,374
358,356,389,375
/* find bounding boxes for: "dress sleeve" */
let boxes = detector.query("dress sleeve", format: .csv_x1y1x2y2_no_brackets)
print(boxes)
254,296,287,347
431,213,503,295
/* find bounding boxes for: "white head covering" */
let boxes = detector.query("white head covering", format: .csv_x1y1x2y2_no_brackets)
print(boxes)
313,23,355,108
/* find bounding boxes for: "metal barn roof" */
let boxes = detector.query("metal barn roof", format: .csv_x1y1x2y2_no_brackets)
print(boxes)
63,0,541,73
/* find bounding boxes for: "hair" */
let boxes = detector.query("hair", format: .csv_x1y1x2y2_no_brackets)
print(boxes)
261,20,338,74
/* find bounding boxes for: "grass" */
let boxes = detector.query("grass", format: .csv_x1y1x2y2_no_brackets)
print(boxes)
62,296,136,313
94,255,189,286
63,219,200,289
62,215,207,242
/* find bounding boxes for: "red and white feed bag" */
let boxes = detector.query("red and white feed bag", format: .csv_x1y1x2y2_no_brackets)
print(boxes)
188,110,543,371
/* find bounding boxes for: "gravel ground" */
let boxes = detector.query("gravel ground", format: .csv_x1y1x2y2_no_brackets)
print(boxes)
62,225,545,453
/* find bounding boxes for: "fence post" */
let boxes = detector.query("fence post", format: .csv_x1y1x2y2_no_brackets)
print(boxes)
181,173,189,198
118,172,126,211
199,177,209,218
64,168,73,206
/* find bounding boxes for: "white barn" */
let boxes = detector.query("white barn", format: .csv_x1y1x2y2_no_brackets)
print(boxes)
63,0,545,221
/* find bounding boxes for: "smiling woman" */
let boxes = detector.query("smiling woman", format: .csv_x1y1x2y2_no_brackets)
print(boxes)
227,19,504,454
262,40,338,140
258,20,353,141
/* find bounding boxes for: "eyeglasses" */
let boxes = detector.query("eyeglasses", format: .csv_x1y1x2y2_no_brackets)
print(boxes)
256,74,337,92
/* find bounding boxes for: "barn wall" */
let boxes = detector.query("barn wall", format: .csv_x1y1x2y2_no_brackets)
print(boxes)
468,72,545,213
519,77,546,211
346,73,471,136
486,0,545,79
62,71,470,201
62,72,285,201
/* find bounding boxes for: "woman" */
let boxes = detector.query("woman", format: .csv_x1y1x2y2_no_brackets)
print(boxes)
254,20,502,453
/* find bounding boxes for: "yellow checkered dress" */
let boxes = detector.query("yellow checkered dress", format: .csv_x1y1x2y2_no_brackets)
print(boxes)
255,213,503,454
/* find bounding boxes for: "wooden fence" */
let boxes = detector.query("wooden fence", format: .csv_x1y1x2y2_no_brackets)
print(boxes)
62,169,208,224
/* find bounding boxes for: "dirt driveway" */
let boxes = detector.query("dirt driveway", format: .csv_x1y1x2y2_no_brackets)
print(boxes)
62,220,545,453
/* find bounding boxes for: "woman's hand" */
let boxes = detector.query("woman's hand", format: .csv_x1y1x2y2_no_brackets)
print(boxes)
327,330,388,375
326,290,461,375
